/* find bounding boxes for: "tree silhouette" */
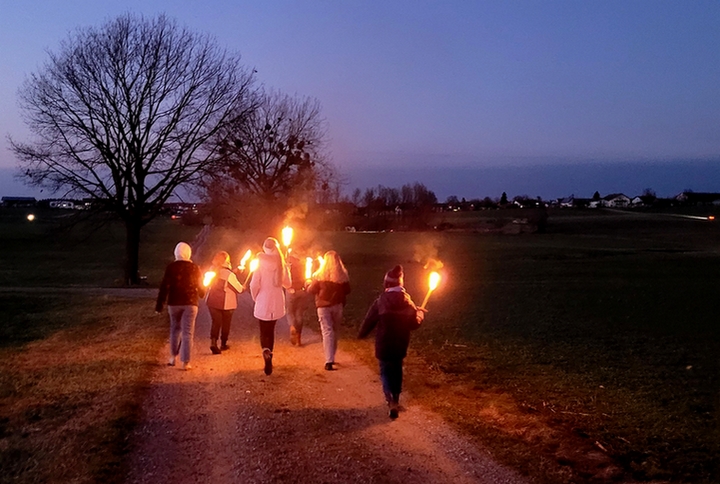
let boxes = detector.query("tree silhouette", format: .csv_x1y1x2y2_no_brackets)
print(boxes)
11,14,255,284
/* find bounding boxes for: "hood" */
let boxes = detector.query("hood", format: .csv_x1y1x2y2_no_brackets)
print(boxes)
174,242,192,261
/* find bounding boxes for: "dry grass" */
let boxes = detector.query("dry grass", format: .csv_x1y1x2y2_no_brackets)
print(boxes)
0,292,165,484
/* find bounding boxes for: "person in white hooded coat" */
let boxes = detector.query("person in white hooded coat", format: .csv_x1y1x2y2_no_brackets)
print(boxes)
250,237,291,375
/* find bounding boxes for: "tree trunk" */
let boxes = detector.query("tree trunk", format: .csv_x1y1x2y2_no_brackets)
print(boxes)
124,220,142,286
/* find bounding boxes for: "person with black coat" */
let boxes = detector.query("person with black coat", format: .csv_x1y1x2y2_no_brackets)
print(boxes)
358,265,425,419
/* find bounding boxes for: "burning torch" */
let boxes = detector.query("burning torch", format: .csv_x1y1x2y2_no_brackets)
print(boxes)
238,249,252,271
203,271,217,287
419,271,441,310
243,258,259,286
281,226,294,256
305,257,313,281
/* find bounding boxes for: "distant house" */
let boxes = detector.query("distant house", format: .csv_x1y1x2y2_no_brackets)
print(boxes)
631,196,644,206
602,193,631,208
1,196,37,208
49,200,76,209
674,192,720,206
556,196,590,208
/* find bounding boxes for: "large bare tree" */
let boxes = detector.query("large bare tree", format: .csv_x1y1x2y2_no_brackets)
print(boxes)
11,14,255,284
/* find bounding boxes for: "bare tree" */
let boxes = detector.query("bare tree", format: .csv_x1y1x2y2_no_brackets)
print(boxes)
210,90,329,205
10,14,256,284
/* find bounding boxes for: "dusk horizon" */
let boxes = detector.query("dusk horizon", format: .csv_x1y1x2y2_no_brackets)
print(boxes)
4,157,720,203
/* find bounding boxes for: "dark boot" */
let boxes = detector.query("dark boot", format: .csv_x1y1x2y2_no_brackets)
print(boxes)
220,340,230,351
262,348,273,375
210,339,221,355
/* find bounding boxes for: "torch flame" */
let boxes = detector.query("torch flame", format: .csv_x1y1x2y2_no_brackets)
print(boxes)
238,249,252,270
203,271,216,287
420,271,442,309
243,257,260,286
281,226,294,248
428,271,441,291
316,255,325,275
305,257,313,280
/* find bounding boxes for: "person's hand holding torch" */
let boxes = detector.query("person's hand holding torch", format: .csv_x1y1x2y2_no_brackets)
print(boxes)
419,271,441,310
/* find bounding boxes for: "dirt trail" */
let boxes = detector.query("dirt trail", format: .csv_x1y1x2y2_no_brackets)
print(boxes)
125,293,528,484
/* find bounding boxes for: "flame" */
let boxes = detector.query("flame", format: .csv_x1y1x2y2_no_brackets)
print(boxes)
316,255,325,274
420,271,442,309
249,258,259,273
238,249,252,270
203,271,216,287
428,271,441,291
305,257,313,280
281,226,294,248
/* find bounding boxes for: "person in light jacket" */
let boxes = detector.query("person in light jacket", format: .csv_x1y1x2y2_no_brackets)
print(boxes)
358,265,425,419
155,242,205,371
206,251,244,355
250,237,291,375
307,250,351,371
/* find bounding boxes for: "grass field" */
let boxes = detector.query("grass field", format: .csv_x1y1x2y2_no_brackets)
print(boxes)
1,206,719,483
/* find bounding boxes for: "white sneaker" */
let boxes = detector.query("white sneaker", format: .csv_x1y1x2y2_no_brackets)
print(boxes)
168,356,176,366
181,362,192,371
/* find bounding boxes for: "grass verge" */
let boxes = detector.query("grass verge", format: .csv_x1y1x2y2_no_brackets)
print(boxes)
0,291,165,484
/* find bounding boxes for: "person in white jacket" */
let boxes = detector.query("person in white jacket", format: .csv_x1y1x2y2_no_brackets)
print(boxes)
250,237,291,375
205,251,244,355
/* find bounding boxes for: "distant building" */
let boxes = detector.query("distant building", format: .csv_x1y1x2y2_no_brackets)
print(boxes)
674,192,720,206
1,196,37,207
49,200,76,209
602,194,631,208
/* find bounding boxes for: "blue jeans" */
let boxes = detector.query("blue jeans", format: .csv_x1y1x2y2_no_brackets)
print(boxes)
168,305,198,364
317,304,343,364
379,359,403,404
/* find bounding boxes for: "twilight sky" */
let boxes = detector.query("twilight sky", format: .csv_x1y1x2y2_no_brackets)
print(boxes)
1,1,719,200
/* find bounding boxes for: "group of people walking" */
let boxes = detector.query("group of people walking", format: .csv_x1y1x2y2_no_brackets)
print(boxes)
155,236,426,418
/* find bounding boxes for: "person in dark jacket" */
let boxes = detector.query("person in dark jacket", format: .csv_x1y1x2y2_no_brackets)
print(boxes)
307,250,351,371
286,253,311,346
358,265,425,418
205,251,244,354
156,242,205,370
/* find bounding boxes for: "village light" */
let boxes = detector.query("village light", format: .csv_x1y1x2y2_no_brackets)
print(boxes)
420,271,442,309
203,271,216,287
27,214,35,221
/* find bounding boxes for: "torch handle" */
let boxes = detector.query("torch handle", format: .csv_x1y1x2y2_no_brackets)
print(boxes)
420,289,433,310
243,271,252,286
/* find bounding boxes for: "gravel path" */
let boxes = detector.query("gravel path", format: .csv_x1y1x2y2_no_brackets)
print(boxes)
124,292,528,484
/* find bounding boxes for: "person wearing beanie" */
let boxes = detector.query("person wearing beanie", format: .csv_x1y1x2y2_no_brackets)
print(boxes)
306,250,351,371
156,242,206,370
250,237,292,375
205,251,244,355
358,265,425,419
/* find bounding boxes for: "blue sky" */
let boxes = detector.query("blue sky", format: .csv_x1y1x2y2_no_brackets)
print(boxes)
1,1,719,200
